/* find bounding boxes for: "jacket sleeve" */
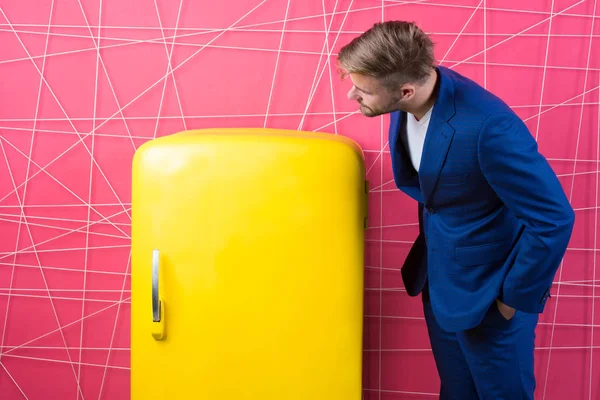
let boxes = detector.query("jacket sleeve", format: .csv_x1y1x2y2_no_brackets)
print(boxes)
477,111,575,313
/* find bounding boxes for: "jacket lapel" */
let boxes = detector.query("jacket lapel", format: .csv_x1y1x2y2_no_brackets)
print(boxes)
389,111,424,203
418,66,457,205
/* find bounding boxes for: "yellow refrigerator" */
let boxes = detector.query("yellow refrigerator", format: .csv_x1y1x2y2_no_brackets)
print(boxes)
131,128,368,399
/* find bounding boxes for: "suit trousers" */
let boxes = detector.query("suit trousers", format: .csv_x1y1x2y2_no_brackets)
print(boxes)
422,284,539,399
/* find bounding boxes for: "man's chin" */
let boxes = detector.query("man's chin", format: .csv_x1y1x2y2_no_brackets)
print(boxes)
359,106,380,117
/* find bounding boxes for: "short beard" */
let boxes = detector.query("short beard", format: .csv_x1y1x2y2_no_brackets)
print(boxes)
359,98,400,118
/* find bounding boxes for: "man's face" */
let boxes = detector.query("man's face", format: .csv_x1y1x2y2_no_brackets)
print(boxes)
346,73,401,117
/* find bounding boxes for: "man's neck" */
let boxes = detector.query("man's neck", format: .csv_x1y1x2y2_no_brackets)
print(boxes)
405,68,439,120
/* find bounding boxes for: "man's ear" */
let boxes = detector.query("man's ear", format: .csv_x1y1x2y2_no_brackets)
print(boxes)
400,84,416,101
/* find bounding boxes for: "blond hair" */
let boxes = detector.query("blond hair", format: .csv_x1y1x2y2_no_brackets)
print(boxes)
337,21,435,88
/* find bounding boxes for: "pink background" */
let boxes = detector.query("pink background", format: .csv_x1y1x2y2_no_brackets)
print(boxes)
1,0,599,399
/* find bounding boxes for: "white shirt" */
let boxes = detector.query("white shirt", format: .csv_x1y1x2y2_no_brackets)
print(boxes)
405,106,433,172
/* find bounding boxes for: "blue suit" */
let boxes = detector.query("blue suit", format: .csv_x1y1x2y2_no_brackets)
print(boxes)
389,66,575,398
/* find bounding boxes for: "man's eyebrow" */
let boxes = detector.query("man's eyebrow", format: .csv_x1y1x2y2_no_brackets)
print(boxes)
354,85,372,94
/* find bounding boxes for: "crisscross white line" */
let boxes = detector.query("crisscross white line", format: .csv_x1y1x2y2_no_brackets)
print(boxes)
0,136,130,238
0,139,85,399
0,361,28,399
438,0,483,64
4,26,600,73
152,0,186,138
1,1,598,36
448,0,586,70
0,215,130,241
0,262,130,278
1,297,130,358
74,0,137,154
323,0,341,134
76,0,268,141
76,1,103,396
97,250,131,399
0,7,132,227
0,292,129,304
534,0,556,142
299,0,352,130
263,0,292,128
1,353,129,371
542,0,598,398
0,0,56,380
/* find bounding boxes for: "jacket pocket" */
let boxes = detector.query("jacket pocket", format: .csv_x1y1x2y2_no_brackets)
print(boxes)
455,240,512,267
437,173,469,187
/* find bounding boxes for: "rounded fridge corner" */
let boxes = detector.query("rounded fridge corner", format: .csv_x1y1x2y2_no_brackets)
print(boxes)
133,128,365,160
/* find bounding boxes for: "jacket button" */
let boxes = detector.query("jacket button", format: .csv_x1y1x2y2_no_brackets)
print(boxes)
428,207,435,214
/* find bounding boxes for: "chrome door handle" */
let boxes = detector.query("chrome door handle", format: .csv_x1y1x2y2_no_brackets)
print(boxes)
152,249,161,322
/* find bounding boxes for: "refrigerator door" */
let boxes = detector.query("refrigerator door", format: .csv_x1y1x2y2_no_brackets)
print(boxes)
131,128,367,399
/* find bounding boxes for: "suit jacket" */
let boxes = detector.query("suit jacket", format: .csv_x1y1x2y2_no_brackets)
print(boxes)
389,65,575,332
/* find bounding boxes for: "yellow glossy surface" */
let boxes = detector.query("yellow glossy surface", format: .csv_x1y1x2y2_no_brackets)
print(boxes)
131,128,367,399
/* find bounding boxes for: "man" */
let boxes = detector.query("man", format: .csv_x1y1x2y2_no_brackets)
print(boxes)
337,21,575,399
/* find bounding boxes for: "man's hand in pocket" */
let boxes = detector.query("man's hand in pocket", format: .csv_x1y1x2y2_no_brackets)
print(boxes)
496,299,516,320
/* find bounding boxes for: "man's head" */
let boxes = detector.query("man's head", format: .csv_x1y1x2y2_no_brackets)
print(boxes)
337,21,436,117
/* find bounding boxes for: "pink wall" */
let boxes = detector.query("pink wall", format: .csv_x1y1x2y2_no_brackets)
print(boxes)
1,0,599,399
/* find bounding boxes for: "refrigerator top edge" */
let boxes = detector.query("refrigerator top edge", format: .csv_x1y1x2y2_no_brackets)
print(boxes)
133,128,365,158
